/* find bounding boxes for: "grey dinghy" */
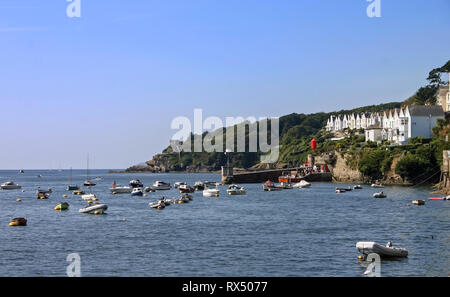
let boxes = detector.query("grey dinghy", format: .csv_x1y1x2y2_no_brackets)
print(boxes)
79,203,108,214
356,242,408,258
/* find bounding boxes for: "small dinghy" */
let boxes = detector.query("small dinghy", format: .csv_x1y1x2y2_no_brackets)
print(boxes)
371,183,384,188
9,217,27,226
149,201,165,210
37,192,50,199
373,192,387,198
54,202,69,211
181,194,193,201
73,189,85,195
356,241,408,258
157,197,172,206
429,197,448,201
412,200,425,206
226,185,246,195
353,185,363,190
293,180,311,188
79,203,107,214
81,194,98,201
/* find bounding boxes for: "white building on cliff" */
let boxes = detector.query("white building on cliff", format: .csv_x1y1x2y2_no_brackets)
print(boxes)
326,105,445,145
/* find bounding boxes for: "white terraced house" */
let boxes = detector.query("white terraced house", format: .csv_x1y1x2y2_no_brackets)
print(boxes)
326,105,445,145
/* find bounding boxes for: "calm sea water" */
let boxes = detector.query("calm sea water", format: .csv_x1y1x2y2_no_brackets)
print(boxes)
0,170,448,277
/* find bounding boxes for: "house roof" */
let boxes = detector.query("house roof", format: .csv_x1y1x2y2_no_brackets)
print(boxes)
408,105,445,117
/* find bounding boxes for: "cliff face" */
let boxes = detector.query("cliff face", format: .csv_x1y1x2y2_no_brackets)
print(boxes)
329,152,364,183
327,152,411,185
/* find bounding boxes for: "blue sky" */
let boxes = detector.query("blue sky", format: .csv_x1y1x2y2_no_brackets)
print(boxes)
0,0,449,169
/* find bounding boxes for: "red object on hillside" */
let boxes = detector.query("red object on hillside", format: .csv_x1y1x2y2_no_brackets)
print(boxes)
311,138,317,149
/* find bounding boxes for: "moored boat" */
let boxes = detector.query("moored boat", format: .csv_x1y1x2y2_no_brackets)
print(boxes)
37,192,50,199
353,185,363,190
174,182,187,189
227,184,246,195
412,200,425,205
151,181,171,190
81,193,98,201
371,183,384,188
9,217,27,226
203,183,220,197
194,181,205,191
54,202,70,211
293,180,311,188
131,187,144,197
181,194,193,201
149,201,165,209
179,184,195,193
66,167,79,191
262,180,282,191
1,181,22,190
356,241,408,258
79,203,108,214
129,179,144,188
373,192,387,198
83,180,96,187
110,181,132,194
73,189,85,195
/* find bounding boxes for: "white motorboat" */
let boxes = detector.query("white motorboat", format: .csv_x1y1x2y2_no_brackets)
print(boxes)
79,203,108,214
203,184,220,197
110,186,132,194
129,179,144,188
356,241,408,258
373,192,387,198
1,181,21,190
81,193,98,201
131,187,144,196
227,185,246,195
293,180,311,188
353,185,363,190
371,183,384,188
174,182,187,189
110,181,132,194
151,181,171,190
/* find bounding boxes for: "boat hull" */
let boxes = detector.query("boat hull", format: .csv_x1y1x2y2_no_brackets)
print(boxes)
79,204,107,214
356,242,408,258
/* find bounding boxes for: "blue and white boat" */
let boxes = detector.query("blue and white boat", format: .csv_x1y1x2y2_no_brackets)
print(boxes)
131,187,144,196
